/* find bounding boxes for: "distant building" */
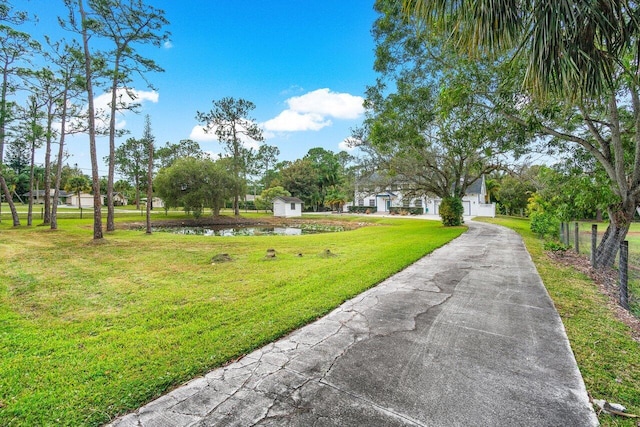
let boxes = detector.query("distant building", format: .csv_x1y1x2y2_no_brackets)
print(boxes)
273,196,303,218
67,192,100,208
22,189,71,205
353,175,495,217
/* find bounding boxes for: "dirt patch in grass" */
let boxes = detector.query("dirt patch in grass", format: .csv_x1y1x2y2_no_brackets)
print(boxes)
547,250,640,342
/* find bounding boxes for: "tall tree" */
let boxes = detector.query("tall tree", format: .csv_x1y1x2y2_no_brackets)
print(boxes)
304,148,342,211
87,0,168,232
0,1,37,226
64,0,103,239
111,136,148,209
196,97,263,216
358,0,523,222
43,39,86,230
255,144,280,188
155,139,203,169
278,159,320,209
18,95,46,226
142,115,154,234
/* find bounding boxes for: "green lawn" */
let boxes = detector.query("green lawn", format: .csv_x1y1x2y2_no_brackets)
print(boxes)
0,212,464,426
478,216,640,426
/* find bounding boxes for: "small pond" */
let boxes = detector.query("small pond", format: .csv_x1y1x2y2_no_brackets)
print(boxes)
152,223,345,236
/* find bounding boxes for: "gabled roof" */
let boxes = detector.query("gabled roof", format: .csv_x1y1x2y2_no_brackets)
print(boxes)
375,191,397,198
274,196,304,204
465,177,484,194
23,189,71,197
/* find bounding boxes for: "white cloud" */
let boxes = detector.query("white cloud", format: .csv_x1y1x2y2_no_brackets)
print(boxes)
190,122,262,152
263,88,364,133
67,88,159,132
93,88,159,114
263,110,332,132
163,40,173,49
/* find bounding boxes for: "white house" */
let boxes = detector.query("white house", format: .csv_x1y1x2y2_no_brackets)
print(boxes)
273,196,303,218
67,192,100,208
354,175,495,217
141,197,165,209
23,189,71,205
428,176,496,217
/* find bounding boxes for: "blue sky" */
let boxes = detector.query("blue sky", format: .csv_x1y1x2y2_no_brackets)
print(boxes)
19,1,379,176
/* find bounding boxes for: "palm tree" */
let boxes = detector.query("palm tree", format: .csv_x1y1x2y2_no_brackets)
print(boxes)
402,0,637,100
484,178,500,204
65,175,91,209
324,189,348,213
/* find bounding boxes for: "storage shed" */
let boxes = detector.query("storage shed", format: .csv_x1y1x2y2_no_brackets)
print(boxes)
273,196,303,218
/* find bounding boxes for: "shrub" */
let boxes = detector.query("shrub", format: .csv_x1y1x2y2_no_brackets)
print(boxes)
440,197,464,226
348,206,377,214
530,211,559,238
389,207,424,215
543,240,570,252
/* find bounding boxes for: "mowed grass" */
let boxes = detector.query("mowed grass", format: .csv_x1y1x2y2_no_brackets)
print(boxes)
0,213,465,426
478,216,640,426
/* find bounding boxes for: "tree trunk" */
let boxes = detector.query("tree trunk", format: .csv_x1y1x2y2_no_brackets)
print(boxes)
0,63,19,225
146,137,153,234
0,174,19,226
78,0,103,240
106,59,121,233
27,140,36,226
43,111,54,225
135,175,140,210
51,88,69,231
594,202,636,269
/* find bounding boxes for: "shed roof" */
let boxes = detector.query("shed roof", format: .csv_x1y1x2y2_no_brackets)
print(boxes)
274,196,304,204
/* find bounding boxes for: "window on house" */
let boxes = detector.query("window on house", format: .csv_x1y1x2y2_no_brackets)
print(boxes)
369,199,376,207
291,203,296,210
358,199,364,206
403,199,410,207
415,199,423,207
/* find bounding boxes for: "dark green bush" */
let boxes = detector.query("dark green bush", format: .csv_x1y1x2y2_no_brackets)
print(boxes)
389,207,424,215
348,206,377,214
439,197,464,226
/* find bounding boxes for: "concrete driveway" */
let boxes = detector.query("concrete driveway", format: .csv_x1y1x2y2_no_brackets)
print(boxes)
108,221,598,427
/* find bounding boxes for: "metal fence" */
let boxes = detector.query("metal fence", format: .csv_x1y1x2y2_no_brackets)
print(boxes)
560,221,638,316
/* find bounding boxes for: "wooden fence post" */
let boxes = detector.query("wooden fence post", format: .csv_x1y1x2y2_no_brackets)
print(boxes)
591,224,597,267
619,240,629,310
574,222,579,253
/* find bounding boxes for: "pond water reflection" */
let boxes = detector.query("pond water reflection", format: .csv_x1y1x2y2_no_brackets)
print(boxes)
153,224,345,236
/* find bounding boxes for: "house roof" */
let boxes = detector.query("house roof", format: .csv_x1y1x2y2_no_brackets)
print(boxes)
466,177,484,194
274,196,304,204
375,191,397,198
23,189,71,197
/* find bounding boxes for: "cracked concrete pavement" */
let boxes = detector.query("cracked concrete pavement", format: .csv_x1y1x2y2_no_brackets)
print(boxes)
107,221,598,427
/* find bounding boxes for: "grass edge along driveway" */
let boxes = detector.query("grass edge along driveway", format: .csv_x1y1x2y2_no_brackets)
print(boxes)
0,216,464,426
478,216,640,427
